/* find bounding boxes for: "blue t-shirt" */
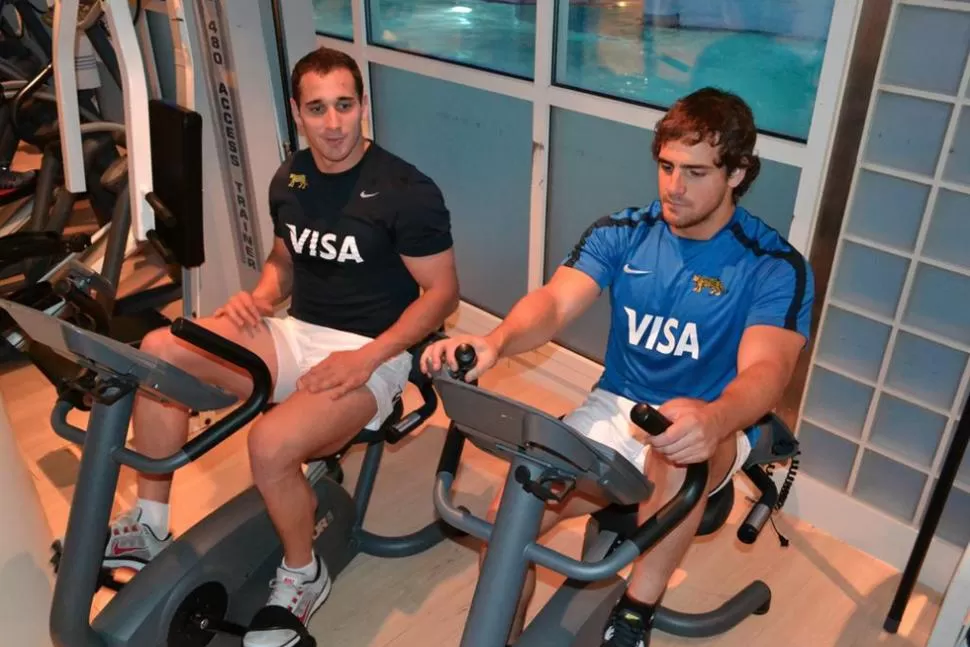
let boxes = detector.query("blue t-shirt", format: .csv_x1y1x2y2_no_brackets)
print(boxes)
564,200,814,441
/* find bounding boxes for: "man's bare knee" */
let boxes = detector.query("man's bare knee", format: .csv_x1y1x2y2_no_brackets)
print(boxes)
248,418,299,486
139,327,174,359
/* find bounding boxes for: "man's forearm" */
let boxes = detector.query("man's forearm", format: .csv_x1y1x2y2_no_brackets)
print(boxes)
251,256,293,306
366,287,459,365
487,288,563,359
705,361,792,441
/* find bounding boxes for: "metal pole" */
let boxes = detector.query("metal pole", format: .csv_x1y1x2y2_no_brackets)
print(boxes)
270,0,298,156
884,389,970,633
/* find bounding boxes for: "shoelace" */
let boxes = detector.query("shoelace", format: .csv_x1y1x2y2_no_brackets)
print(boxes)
267,573,306,612
606,611,645,647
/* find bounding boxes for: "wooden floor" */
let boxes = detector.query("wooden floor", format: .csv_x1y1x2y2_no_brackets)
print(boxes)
0,151,947,646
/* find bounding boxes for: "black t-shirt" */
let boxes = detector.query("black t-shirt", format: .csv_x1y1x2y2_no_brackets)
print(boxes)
269,142,453,338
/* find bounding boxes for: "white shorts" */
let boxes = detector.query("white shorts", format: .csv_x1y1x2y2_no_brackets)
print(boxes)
264,316,412,431
564,388,751,495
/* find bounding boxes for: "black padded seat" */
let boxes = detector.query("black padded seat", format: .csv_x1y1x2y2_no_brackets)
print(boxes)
589,481,734,542
697,481,735,536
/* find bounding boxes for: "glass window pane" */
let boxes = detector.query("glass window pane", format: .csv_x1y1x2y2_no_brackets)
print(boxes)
370,65,534,317
554,0,836,141
313,0,354,40
367,0,536,79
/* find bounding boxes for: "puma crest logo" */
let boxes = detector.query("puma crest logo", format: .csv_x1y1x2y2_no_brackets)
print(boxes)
288,173,308,190
692,274,725,296
287,224,364,263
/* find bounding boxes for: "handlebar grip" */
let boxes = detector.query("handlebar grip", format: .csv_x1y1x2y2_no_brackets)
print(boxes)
629,462,708,552
738,503,773,544
53,279,111,335
737,465,779,544
385,381,438,444
631,402,672,436
169,318,272,461
171,318,269,384
436,422,466,478
450,343,477,382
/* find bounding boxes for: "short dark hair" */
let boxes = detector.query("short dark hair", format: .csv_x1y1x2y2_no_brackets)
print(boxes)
651,87,761,200
291,46,364,106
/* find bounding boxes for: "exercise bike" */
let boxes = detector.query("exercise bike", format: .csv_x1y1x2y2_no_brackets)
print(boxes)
430,345,800,646
0,297,454,647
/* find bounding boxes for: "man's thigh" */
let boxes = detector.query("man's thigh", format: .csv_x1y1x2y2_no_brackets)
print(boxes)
255,385,378,463
265,316,412,429
146,316,281,400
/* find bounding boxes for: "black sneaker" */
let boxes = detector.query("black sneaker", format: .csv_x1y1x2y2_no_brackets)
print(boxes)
601,605,652,647
0,168,36,201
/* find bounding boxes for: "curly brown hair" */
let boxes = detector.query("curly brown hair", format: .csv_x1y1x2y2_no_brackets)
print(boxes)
651,87,761,200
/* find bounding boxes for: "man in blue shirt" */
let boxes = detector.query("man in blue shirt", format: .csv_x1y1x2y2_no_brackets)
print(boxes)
422,87,814,646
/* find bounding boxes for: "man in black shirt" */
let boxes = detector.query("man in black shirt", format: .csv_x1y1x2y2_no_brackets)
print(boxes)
97,47,459,647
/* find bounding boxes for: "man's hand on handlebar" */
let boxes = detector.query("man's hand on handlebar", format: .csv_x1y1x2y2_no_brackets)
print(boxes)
213,292,275,333
646,397,722,465
421,335,497,382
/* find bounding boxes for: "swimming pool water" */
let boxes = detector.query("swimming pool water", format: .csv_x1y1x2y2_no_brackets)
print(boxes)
312,0,829,141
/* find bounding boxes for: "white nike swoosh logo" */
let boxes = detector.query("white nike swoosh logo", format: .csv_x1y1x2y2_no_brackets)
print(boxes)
360,191,379,198
623,264,652,275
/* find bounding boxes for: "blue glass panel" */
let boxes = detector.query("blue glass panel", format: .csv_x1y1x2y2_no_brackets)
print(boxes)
868,394,948,469
369,65,533,317
830,242,910,319
313,0,354,40
854,450,927,522
923,188,970,271
881,5,970,96
845,169,930,253
863,92,951,177
885,331,968,411
944,107,970,186
554,0,836,141
904,263,970,347
797,421,858,490
802,367,874,439
366,0,535,78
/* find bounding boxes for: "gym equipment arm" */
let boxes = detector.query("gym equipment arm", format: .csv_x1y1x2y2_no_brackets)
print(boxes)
382,331,447,444
432,423,708,582
0,231,90,271
50,318,271,473
383,379,438,443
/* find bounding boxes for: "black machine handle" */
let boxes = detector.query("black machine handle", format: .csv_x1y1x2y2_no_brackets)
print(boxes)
0,231,90,271
737,465,778,544
384,380,438,444
50,318,272,474
432,345,709,580
628,402,709,552
382,332,448,444
53,279,111,335
169,318,272,462
10,62,53,141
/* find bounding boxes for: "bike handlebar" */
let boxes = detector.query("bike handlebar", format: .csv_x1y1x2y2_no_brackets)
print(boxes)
431,343,710,582
432,425,708,580
50,317,272,474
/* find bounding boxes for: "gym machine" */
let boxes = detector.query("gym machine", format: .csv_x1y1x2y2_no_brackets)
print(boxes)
430,345,801,646
0,296,455,647
146,0,316,316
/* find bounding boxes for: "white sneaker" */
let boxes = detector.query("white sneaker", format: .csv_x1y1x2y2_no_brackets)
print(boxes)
102,507,172,571
243,554,332,647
